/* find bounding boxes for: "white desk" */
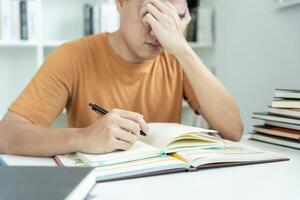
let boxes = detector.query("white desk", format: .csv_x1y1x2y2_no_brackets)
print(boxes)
90,137,300,200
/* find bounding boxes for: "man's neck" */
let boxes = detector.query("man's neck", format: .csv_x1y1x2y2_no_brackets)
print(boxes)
108,31,145,64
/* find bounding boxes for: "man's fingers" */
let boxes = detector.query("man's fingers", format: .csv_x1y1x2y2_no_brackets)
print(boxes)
143,13,159,32
181,9,191,27
114,128,138,145
111,109,149,135
117,118,140,136
142,0,178,19
140,3,164,21
142,0,169,14
113,138,133,151
163,1,179,14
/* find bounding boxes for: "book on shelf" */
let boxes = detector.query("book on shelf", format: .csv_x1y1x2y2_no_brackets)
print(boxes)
83,2,119,36
253,125,300,141
185,8,213,45
271,99,300,109
274,88,300,99
0,0,37,41
252,112,300,126
11,0,20,40
0,123,289,183
27,0,37,40
20,0,28,40
197,8,213,45
250,132,300,150
0,0,13,40
83,4,93,36
0,167,95,200
186,9,198,42
268,106,300,119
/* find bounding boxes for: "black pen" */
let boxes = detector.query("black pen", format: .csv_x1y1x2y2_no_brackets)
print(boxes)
89,103,146,136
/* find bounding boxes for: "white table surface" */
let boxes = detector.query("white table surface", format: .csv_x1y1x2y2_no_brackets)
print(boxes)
89,137,300,200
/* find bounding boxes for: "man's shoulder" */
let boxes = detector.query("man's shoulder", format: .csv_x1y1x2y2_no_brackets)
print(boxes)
60,33,106,57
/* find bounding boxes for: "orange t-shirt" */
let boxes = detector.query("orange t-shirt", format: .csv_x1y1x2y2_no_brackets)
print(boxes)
9,33,200,128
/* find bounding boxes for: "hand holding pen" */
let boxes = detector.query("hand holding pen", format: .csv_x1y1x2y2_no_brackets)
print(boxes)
76,103,149,154
89,103,147,136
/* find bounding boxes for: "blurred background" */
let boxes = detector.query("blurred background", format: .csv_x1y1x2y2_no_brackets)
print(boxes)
0,0,299,135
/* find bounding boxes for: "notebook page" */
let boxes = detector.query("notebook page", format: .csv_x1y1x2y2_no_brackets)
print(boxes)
77,141,163,167
177,143,286,167
0,155,57,166
140,123,217,149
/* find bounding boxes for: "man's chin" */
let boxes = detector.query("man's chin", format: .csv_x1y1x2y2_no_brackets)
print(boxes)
140,49,163,60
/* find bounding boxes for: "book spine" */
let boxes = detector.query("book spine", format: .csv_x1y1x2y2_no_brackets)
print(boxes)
93,4,100,34
100,3,120,33
99,4,106,33
83,4,91,36
186,9,198,42
109,3,120,32
27,0,36,41
20,0,28,40
1,0,13,40
89,5,94,35
11,0,20,40
197,8,213,45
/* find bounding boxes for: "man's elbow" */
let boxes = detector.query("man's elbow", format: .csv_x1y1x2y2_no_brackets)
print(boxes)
228,123,244,142
220,122,244,142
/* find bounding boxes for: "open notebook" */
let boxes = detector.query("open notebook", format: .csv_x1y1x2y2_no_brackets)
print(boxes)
55,123,289,182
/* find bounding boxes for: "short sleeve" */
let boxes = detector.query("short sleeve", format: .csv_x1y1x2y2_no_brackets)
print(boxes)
8,45,73,127
183,72,201,115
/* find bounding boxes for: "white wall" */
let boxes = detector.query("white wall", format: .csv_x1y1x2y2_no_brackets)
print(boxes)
215,0,300,134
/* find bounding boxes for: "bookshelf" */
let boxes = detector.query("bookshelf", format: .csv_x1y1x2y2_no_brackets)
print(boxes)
0,0,215,126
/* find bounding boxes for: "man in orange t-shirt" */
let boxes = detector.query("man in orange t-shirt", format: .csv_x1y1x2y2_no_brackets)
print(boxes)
0,0,243,156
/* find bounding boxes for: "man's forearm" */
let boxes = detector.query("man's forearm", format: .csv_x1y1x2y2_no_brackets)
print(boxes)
0,120,81,157
175,46,244,141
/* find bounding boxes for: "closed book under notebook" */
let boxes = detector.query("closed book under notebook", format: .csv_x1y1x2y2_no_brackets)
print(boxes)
0,167,95,200
56,123,289,182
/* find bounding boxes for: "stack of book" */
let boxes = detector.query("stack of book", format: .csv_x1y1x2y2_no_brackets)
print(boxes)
251,89,300,149
83,2,119,36
0,0,37,41
185,8,213,45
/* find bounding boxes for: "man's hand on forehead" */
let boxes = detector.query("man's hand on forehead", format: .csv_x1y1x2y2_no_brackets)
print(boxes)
139,0,191,55
140,0,188,21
